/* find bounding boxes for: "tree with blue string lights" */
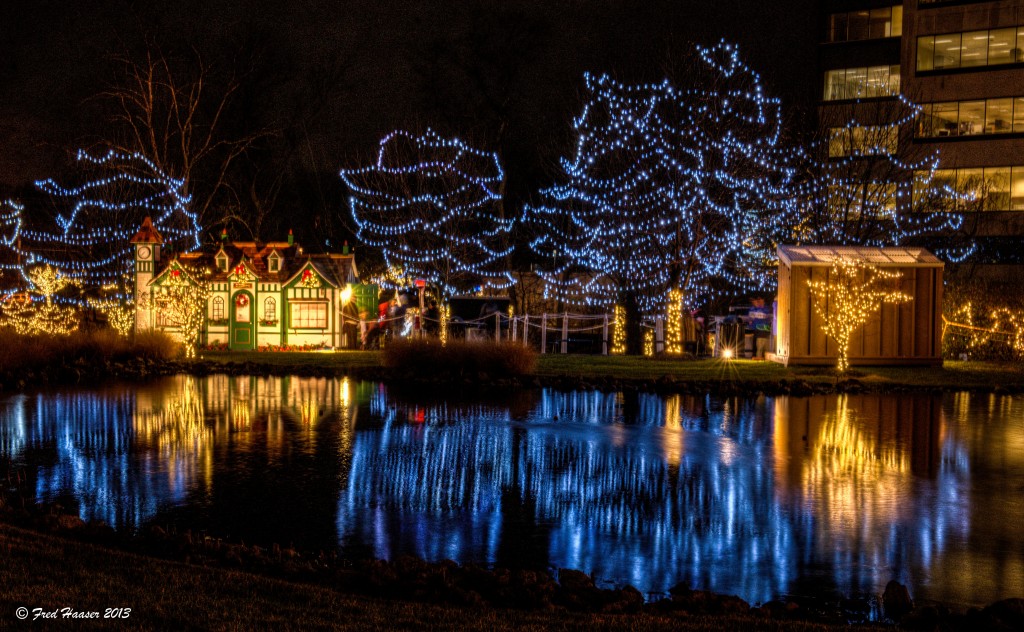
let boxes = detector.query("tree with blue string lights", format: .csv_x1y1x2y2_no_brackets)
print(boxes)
340,129,515,300
528,42,798,353
797,95,975,261
0,148,200,298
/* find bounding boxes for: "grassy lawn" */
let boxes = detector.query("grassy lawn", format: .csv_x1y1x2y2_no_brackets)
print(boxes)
0,523,872,631
197,350,1024,390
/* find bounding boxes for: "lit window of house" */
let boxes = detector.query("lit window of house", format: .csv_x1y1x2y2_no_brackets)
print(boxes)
290,302,327,328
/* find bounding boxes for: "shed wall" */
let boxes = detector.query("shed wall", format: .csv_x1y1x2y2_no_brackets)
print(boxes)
775,262,943,366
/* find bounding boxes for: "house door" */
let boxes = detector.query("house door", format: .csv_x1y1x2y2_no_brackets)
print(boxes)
230,291,255,350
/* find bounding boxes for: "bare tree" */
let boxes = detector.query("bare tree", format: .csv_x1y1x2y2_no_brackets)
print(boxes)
101,42,272,235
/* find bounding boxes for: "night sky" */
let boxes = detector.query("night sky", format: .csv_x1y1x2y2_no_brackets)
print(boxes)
0,0,818,240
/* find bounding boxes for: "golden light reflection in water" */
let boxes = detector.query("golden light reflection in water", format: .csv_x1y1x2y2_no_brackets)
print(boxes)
134,376,214,493
662,395,683,466
130,374,362,507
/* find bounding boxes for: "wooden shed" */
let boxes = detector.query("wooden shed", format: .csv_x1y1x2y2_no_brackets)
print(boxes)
773,245,943,367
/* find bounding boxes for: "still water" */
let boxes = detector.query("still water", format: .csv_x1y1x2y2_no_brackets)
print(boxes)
2,375,1023,608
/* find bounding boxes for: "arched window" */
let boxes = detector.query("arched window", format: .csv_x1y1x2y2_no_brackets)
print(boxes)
212,296,225,320
264,296,277,321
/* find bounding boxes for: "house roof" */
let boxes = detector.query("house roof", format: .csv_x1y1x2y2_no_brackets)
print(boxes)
130,217,164,244
132,216,359,286
777,245,944,268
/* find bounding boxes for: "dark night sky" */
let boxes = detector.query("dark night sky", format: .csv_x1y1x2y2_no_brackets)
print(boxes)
0,0,818,233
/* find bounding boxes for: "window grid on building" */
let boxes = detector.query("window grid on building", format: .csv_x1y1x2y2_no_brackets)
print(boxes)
212,296,225,320
917,27,1024,72
827,6,902,43
823,65,901,101
916,97,1024,137
828,125,899,157
915,166,1024,211
264,297,277,321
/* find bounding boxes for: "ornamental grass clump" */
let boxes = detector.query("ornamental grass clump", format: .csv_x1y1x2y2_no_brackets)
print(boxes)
0,327,178,375
383,338,536,379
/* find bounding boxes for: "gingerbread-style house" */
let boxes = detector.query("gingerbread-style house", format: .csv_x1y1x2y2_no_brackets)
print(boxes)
131,217,374,350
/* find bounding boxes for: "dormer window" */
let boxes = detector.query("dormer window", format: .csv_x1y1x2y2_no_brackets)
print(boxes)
216,252,228,272
268,252,280,273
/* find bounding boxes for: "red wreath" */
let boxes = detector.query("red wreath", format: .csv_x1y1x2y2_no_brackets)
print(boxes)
235,294,249,308
302,269,313,281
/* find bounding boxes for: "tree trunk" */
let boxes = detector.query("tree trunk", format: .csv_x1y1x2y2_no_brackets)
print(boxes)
622,291,643,356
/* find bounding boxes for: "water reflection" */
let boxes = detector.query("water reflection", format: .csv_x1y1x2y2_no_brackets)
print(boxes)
1,378,1023,608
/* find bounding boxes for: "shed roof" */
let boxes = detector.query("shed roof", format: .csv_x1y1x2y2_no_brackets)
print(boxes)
777,245,943,268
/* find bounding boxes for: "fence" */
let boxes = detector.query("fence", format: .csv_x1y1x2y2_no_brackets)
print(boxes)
362,309,704,355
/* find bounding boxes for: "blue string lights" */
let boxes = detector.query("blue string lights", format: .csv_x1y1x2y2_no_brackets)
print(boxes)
0,149,200,296
528,42,797,314
340,129,514,298
798,93,972,261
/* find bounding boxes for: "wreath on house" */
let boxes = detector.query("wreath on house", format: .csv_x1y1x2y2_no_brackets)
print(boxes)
235,294,249,308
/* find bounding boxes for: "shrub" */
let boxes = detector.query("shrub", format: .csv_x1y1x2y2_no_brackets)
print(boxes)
943,278,1024,361
0,326,177,374
383,338,536,378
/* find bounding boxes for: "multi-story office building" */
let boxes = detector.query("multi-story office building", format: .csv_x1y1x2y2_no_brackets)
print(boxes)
820,1,1024,279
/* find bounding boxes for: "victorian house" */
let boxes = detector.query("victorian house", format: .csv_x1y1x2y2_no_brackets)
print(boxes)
130,217,371,350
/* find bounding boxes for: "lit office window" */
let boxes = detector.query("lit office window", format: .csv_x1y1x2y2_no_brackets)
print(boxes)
917,97,1024,137
918,26,1024,71
916,166,1024,211
828,126,898,157
824,65,900,101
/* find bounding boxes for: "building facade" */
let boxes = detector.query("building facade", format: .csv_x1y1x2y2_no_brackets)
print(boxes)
131,217,373,350
819,0,1024,278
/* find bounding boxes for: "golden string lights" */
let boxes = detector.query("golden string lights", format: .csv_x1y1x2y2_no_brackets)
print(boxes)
944,301,1024,355
807,257,912,371
0,264,81,335
153,262,211,359
612,305,626,355
666,288,683,354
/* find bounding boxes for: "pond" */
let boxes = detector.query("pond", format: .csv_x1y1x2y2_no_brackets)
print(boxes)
2,375,1022,610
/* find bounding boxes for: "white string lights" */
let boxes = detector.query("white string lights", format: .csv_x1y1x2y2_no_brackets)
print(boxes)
0,149,200,296
340,129,515,299
797,94,973,261
528,42,796,314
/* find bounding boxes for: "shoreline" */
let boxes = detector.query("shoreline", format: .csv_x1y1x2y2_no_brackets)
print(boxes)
2,352,1023,397
3,499,1020,631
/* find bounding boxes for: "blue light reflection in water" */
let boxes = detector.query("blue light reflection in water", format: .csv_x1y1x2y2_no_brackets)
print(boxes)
1,377,1023,608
